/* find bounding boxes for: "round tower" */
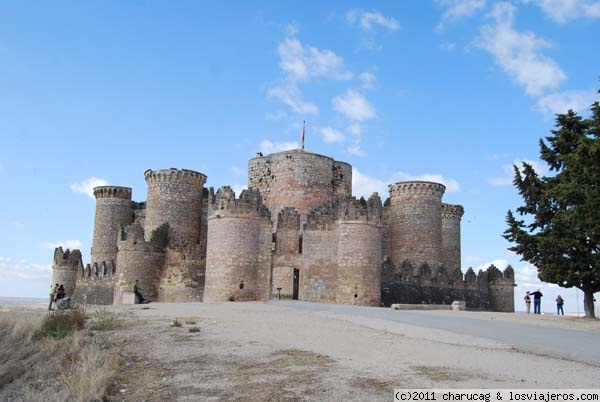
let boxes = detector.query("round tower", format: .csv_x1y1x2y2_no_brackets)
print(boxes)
144,168,207,243
204,187,271,302
113,223,165,304
248,150,352,222
336,221,382,306
91,186,133,266
52,247,83,297
388,181,446,270
441,203,464,272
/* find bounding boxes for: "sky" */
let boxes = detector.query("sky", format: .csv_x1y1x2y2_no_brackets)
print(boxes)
0,0,599,314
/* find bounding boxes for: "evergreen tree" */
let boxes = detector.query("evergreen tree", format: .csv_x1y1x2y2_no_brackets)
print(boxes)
504,100,600,318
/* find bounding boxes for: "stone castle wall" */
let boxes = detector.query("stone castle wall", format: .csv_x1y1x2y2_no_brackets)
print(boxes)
91,186,133,266
441,203,464,271
203,187,272,302
58,149,515,312
144,168,206,243
248,150,352,223
387,181,445,272
52,247,83,297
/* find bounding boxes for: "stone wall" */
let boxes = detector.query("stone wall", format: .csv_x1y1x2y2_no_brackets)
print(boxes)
441,203,464,271
204,187,272,302
113,223,166,304
144,168,206,244
336,221,382,306
387,181,446,271
301,228,338,303
91,186,133,266
248,150,350,223
52,247,83,298
158,247,204,302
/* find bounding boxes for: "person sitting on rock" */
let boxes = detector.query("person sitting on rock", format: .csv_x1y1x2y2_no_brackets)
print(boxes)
133,280,146,304
55,285,66,301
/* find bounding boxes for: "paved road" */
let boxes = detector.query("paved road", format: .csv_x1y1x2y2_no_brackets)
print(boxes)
266,300,600,367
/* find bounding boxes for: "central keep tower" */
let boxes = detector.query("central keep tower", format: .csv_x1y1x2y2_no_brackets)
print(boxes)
248,149,351,223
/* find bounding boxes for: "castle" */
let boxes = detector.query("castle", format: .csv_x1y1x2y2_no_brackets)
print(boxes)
52,149,515,311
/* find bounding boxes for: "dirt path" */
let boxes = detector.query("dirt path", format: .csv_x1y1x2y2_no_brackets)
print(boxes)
100,302,600,402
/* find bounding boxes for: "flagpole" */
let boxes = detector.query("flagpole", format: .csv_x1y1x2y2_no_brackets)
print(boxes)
302,120,305,151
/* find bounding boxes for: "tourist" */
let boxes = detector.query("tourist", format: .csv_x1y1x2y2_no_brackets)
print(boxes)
531,289,543,314
55,285,66,301
556,295,564,316
133,280,145,304
48,283,58,311
524,291,531,314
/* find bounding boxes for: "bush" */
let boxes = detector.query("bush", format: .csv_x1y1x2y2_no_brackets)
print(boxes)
89,309,122,331
171,319,183,327
188,326,200,333
38,307,87,339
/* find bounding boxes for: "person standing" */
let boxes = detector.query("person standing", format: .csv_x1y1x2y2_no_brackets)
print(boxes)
48,284,58,311
524,291,531,314
531,289,543,314
132,279,145,304
556,295,564,315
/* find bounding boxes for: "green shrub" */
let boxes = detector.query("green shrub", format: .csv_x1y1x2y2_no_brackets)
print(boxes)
171,319,183,328
38,307,86,339
89,309,122,331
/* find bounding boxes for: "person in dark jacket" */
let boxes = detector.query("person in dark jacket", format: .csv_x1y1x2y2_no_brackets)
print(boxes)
556,295,564,315
531,289,543,314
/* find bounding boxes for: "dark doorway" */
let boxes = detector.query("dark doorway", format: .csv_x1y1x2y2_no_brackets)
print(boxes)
292,268,300,300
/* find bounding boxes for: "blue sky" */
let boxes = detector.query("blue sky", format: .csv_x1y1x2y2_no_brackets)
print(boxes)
1,1,598,314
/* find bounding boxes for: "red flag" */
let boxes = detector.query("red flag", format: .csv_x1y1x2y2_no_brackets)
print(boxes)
302,120,305,150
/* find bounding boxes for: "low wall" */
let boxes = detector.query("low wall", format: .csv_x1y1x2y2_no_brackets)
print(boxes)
381,282,490,310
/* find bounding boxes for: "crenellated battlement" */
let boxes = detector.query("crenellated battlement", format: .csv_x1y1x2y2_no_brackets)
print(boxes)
207,186,270,219
118,222,167,252
144,168,207,187
441,203,464,220
93,186,132,200
80,260,116,279
389,181,446,199
277,207,300,229
305,194,383,229
53,247,83,270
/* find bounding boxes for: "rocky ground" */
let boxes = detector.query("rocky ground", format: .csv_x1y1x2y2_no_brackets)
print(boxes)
4,300,599,402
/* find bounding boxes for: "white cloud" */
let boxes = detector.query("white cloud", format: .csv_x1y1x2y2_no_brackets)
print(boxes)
320,127,346,144
436,0,486,31
348,123,362,135
267,85,319,115
70,177,108,199
346,141,366,157
332,90,377,122
277,36,353,83
476,2,566,96
358,72,377,89
259,140,299,155
352,168,460,199
487,158,550,186
536,89,598,115
391,171,460,192
40,240,83,251
347,9,400,31
285,22,299,36
231,184,248,197
0,256,51,281
352,168,388,198
524,0,600,24
229,166,246,177
440,42,456,51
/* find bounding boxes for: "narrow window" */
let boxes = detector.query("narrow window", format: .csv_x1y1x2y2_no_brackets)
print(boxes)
298,235,303,254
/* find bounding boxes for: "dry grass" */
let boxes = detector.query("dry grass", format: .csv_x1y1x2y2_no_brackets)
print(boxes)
0,309,120,402
89,308,123,331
